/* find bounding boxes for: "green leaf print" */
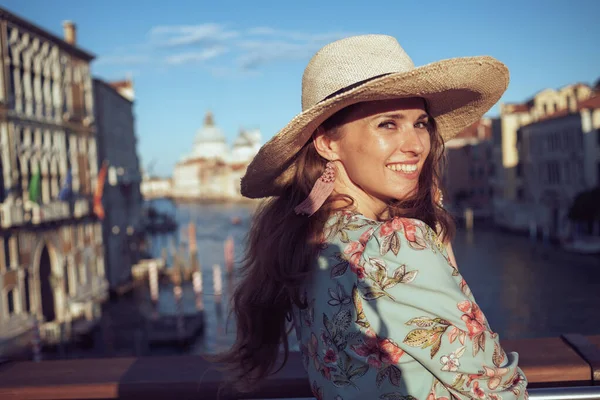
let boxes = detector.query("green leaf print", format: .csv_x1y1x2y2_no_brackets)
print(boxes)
352,285,370,328
380,394,417,400
379,232,401,256
339,230,350,243
388,365,402,386
402,329,431,347
405,317,436,328
323,314,334,335
362,290,386,300
348,364,369,379
404,325,449,358
368,257,387,283
376,366,389,388
331,261,349,278
333,309,352,331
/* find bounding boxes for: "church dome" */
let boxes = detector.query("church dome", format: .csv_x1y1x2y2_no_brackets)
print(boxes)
189,111,229,160
194,112,226,144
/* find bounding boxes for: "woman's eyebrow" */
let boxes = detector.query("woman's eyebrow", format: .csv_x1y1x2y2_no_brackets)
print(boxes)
375,112,429,120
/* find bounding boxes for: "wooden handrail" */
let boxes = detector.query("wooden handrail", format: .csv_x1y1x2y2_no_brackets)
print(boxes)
0,335,598,399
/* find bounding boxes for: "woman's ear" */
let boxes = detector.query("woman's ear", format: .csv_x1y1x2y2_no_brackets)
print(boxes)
313,127,340,161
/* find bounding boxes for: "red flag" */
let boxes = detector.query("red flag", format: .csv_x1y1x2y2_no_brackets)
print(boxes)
93,161,108,220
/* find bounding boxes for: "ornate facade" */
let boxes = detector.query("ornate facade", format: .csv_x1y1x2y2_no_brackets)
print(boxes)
518,93,600,239
490,83,594,231
0,9,108,358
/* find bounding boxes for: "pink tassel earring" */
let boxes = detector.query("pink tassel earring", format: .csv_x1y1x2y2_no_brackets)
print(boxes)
294,162,336,217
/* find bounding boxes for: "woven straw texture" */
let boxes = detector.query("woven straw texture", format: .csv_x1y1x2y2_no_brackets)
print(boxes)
241,35,509,199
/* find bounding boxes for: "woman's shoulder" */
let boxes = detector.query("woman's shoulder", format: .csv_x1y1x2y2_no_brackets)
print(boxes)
323,210,451,270
324,210,444,249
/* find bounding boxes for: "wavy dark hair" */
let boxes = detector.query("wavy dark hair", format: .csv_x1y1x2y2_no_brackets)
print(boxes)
212,99,455,394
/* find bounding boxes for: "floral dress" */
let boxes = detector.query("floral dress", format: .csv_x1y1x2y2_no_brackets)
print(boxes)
291,211,528,400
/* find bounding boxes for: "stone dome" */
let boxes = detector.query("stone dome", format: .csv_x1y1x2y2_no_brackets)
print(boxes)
190,111,228,160
194,112,226,144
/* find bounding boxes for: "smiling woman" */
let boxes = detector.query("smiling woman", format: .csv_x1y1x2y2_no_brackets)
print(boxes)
212,34,528,399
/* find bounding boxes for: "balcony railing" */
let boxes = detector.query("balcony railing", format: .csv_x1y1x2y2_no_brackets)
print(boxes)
0,202,25,229
31,201,70,225
73,197,91,218
0,334,598,399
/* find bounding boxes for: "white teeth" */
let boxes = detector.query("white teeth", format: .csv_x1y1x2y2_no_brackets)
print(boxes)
387,164,417,173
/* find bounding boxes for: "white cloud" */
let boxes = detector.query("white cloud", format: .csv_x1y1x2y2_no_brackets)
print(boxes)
99,24,355,72
165,46,229,65
236,40,320,70
150,23,238,47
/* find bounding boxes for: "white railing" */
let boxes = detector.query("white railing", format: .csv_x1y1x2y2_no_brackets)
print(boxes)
31,201,70,225
40,322,62,345
0,202,25,228
73,198,90,218
529,386,600,399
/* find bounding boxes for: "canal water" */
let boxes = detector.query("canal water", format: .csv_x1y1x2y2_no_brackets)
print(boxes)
145,200,600,356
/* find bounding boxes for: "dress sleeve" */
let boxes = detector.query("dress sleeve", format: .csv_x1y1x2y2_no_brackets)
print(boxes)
352,217,528,399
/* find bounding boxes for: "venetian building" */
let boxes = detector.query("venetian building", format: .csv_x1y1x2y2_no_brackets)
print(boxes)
171,112,261,201
443,119,494,216
490,83,594,231
93,78,143,291
518,93,600,238
0,9,108,358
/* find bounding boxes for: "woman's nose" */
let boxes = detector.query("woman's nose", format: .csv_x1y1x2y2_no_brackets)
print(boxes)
400,128,425,155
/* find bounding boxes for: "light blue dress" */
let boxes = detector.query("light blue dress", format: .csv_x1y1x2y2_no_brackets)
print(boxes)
292,211,528,400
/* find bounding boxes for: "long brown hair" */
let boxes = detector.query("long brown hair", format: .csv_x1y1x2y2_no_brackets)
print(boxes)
213,99,454,393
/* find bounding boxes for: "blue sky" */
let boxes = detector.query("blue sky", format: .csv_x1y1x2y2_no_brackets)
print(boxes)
3,0,599,177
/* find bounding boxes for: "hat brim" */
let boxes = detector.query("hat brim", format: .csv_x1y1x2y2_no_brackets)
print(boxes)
241,56,509,199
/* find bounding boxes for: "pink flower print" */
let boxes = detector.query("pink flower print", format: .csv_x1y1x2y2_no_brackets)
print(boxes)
458,301,487,338
344,241,364,257
359,227,374,245
447,326,467,345
379,338,404,364
427,394,449,400
344,237,369,279
380,217,403,236
350,264,365,279
471,381,486,399
401,218,417,242
323,349,337,364
460,279,472,297
351,329,404,368
320,365,333,380
344,241,364,266
440,353,460,372
308,333,320,370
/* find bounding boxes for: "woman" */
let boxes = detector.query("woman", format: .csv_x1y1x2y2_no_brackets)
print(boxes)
217,35,528,399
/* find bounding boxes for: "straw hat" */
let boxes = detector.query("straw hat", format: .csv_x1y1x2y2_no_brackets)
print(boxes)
241,34,508,199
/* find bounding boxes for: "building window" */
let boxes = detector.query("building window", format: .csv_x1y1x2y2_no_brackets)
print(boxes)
0,238,7,273
548,161,561,184
7,288,15,314
71,83,85,117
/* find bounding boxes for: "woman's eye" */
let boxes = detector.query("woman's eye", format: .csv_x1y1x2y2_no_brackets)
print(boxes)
415,121,429,129
378,121,396,129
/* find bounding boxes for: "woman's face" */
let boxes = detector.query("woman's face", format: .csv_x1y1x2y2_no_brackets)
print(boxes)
321,98,432,217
